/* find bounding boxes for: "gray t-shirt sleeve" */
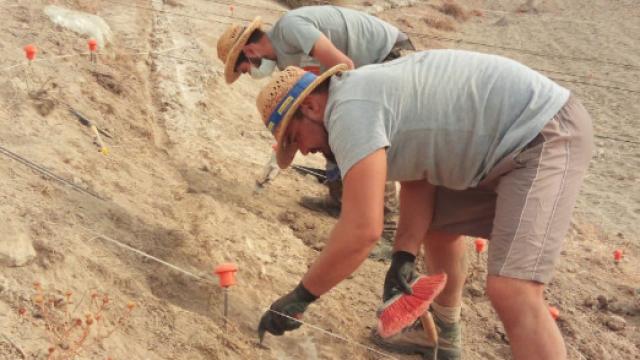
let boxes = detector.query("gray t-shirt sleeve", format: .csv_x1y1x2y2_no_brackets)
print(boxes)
277,15,323,55
327,100,391,179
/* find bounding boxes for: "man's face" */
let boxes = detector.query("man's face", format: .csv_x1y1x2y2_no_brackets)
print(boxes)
284,94,332,158
242,44,263,66
235,59,252,74
234,52,254,74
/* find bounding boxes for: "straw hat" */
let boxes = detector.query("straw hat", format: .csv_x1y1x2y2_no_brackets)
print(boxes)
256,64,349,169
217,17,262,84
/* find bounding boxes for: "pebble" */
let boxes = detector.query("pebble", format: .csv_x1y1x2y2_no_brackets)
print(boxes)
467,285,484,298
605,315,626,331
597,295,608,310
583,297,596,308
279,211,296,224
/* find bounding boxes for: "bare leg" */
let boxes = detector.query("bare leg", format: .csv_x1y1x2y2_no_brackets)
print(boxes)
487,276,566,360
423,230,467,307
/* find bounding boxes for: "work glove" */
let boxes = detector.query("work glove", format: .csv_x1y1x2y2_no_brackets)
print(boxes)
258,282,318,341
383,251,418,302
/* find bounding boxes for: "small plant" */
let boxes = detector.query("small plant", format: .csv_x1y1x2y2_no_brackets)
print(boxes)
18,282,136,360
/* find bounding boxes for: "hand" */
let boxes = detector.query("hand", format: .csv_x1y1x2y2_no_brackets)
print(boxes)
258,282,318,340
383,251,418,302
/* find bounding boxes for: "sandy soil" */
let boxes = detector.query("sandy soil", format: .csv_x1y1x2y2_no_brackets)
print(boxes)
0,0,638,359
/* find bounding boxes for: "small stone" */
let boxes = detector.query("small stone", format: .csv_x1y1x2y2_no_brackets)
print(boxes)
467,285,484,297
304,222,316,230
597,295,608,310
605,315,626,331
238,208,248,215
494,15,509,26
0,219,36,267
279,211,296,224
583,297,596,308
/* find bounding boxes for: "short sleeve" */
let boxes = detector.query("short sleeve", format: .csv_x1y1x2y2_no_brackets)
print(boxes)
277,15,323,55
326,100,391,179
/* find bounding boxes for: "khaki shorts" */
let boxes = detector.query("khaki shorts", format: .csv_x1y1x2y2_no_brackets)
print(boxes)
430,95,593,283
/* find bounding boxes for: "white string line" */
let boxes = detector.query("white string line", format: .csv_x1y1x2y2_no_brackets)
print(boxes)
266,309,399,359
79,224,396,358
0,45,203,72
1,53,93,71
80,225,216,284
0,144,103,200
478,8,598,24
4,39,639,96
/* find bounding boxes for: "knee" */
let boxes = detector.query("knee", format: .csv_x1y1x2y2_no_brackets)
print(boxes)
486,276,544,313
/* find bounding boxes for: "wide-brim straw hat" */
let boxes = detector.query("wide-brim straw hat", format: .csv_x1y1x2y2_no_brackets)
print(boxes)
256,64,349,169
217,16,262,84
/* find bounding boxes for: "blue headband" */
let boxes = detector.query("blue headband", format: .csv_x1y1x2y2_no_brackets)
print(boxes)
266,72,317,134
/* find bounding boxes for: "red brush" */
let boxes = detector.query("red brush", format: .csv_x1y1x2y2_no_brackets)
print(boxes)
377,273,447,338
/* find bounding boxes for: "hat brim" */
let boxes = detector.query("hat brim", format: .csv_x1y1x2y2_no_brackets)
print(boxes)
273,64,349,169
223,17,262,84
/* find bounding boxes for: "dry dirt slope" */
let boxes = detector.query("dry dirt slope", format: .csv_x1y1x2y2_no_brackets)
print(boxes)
0,0,638,359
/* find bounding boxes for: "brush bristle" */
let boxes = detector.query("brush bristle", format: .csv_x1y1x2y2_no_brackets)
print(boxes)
377,273,447,338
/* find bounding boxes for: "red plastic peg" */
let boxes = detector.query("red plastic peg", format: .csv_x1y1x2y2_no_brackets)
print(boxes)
548,306,560,321
214,263,238,327
24,44,37,61
474,238,486,264
88,39,98,52
613,249,623,263
214,263,238,288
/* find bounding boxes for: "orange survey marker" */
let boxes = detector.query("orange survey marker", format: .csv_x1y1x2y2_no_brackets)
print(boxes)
613,249,623,264
24,44,37,61
88,39,98,52
214,263,238,327
23,44,37,91
215,263,238,287
475,238,486,263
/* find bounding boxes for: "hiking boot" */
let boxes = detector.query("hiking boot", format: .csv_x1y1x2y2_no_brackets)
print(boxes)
371,311,462,360
299,195,341,217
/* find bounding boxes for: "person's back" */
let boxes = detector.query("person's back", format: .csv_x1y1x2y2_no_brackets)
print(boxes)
326,49,570,189
268,5,399,70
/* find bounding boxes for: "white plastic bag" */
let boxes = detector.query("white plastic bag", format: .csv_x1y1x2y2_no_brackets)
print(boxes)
44,5,112,48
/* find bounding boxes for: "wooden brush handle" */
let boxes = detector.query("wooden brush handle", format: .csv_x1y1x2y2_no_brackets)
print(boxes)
420,312,438,344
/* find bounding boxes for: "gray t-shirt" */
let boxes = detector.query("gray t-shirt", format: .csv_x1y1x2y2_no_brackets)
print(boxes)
325,50,570,190
266,6,399,70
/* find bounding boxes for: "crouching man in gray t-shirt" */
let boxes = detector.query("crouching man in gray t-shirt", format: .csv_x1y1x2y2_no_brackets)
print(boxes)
216,5,410,83
217,5,414,235
253,50,593,360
